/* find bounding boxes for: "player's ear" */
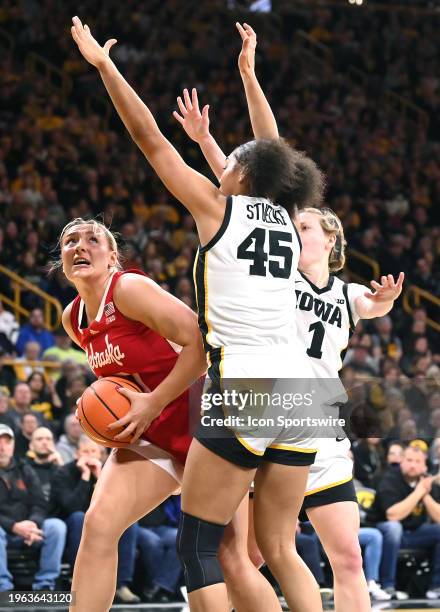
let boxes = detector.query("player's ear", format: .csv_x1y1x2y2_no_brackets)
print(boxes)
108,251,118,269
327,233,336,249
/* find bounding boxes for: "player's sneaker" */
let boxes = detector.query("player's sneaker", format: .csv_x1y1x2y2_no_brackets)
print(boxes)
383,586,409,600
426,587,440,599
368,580,391,601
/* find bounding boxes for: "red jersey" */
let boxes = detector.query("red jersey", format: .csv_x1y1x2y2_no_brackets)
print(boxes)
70,269,193,465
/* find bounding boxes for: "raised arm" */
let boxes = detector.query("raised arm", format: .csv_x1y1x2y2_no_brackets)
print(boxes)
236,22,279,140
173,88,226,182
71,16,224,245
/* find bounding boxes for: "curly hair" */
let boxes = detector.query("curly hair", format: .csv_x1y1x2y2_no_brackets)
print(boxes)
233,139,325,213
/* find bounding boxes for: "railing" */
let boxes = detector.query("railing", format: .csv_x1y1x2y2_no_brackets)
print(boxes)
25,52,72,102
297,31,334,68
346,249,380,286
403,285,440,334
346,253,439,334
0,266,62,331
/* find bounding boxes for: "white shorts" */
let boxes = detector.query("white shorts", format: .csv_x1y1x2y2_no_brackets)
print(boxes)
305,437,353,495
112,439,184,485
202,347,321,459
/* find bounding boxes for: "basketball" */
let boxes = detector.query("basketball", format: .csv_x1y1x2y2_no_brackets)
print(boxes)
77,377,142,447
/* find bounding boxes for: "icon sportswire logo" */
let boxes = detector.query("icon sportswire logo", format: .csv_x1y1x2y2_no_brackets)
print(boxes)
86,334,125,369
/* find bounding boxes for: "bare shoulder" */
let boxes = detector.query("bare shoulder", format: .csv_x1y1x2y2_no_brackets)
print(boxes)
113,272,156,300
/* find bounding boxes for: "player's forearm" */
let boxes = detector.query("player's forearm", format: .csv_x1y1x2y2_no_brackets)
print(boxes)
386,490,425,521
98,58,167,156
423,494,440,523
198,134,227,182
240,70,279,139
355,296,395,320
148,339,206,411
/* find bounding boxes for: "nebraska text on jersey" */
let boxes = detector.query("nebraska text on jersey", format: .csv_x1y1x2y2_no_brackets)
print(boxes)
86,334,125,369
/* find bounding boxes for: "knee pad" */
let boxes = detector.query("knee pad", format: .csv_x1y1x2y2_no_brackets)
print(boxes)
177,511,226,593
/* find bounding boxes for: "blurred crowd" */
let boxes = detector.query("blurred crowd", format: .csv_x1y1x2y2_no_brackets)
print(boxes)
0,0,438,602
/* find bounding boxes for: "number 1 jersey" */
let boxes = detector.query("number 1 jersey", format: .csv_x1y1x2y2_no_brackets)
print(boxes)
294,271,365,378
193,195,301,361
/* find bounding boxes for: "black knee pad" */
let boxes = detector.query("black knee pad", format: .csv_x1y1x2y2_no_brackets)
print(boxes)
176,511,226,593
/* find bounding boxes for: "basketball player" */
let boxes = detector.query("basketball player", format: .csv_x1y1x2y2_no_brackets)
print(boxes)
173,23,404,612
72,16,326,612
58,217,206,611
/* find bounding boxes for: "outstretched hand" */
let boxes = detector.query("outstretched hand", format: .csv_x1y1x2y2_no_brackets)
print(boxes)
71,15,117,69
173,88,210,143
236,22,257,75
365,272,405,303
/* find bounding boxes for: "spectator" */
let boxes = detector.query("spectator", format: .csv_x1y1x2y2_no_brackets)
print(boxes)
15,309,55,357
14,412,41,460
13,341,45,382
138,497,183,603
9,383,33,429
56,415,82,464
371,445,440,600
0,424,66,591
353,438,385,489
42,328,88,379
27,372,63,423
50,436,140,604
371,317,403,364
0,301,19,344
386,442,404,467
25,427,64,501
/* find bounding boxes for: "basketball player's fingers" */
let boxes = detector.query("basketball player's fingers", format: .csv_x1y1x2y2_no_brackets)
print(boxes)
396,271,405,289
172,110,185,125
72,16,84,37
381,275,387,287
130,427,144,444
103,39,117,55
370,280,381,292
201,105,210,123
236,22,247,42
71,26,79,43
243,23,257,40
183,88,193,111
116,386,139,404
177,96,188,116
107,413,131,430
192,88,200,113
113,422,137,440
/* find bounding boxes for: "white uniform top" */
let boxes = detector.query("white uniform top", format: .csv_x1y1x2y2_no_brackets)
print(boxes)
295,271,365,378
194,195,302,368
294,271,367,494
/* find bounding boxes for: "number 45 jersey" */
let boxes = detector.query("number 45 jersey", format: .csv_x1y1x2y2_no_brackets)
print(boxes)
193,195,302,377
294,271,365,378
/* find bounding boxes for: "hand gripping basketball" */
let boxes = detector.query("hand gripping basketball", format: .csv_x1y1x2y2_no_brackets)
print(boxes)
107,387,163,444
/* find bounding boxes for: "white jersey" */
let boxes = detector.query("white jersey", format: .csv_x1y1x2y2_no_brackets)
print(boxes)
194,195,302,372
294,271,367,495
295,271,365,378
